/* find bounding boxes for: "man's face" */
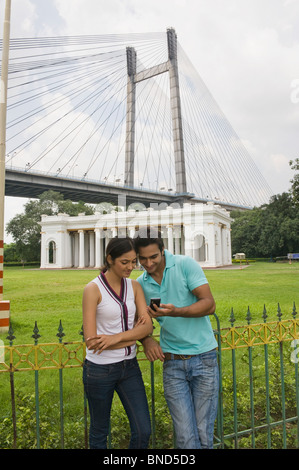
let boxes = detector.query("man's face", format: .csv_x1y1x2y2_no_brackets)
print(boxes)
138,243,164,275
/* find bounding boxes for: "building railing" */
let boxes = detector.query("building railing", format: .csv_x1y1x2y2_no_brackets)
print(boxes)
1,306,298,449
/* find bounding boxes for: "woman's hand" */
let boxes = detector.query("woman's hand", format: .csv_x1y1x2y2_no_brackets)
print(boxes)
86,333,122,354
85,315,149,354
134,315,147,326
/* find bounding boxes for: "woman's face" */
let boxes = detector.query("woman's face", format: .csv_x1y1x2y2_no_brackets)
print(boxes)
108,249,137,278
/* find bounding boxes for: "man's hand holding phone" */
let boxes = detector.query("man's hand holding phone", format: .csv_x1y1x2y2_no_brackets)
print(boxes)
148,298,178,318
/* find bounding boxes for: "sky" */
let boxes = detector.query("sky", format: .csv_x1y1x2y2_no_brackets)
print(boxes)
1,0,299,242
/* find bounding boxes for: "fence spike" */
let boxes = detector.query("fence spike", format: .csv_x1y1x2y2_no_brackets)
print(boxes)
79,324,84,339
6,323,16,345
262,304,268,323
246,306,252,324
56,320,65,340
32,321,41,344
230,308,236,326
292,301,297,319
277,303,282,321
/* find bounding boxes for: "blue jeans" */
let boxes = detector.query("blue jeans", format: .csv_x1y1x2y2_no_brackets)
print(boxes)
163,349,219,449
83,357,151,449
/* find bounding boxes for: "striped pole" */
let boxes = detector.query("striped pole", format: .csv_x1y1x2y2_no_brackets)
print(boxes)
0,240,3,298
0,239,10,332
0,1,11,332
0,301,10,332
0,240,10,332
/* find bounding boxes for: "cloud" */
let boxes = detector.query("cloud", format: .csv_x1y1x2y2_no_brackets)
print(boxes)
1,0,38,36
271,154,290,173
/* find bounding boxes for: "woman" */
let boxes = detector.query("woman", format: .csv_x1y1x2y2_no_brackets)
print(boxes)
82,236,153,449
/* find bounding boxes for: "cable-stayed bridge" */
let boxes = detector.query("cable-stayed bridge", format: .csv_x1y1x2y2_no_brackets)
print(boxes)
2,29,273,210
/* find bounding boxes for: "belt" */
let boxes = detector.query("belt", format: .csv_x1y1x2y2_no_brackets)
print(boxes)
164,352,197,361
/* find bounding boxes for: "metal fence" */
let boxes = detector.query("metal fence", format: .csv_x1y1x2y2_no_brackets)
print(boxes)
1,306,298,449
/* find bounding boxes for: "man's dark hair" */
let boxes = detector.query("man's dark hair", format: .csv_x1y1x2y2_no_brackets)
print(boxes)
134,226,164,253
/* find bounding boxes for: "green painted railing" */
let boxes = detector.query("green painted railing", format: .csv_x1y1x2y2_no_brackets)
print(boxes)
0,305,298,449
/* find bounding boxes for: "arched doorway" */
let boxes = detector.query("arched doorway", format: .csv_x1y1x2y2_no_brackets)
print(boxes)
48,241,57,264
193,234,206,262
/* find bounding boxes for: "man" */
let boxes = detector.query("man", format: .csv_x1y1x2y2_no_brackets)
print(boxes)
134,227,219,449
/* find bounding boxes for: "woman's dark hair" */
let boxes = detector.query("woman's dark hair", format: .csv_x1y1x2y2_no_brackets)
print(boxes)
134,226,164,253
100,236,135,272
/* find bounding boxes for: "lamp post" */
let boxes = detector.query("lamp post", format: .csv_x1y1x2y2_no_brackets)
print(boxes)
0,0,11,331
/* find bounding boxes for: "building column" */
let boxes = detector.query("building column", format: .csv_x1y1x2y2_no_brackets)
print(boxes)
181,225,185,255
89,231,95,267
167,225,174,254
73,232,79,267
221,224,226,265
208,223,216,266
227,228,232,265
95,229,102,269
174,226,181,255
104,231,109,256
184,224,192,258
40,231,46,268
223,226,231,265
216,224,222,266
78,230,85,269
205,240,209,263
65,231,72,268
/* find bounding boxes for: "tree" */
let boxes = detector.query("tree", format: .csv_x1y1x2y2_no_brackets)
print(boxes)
230,207,262,258
231,193,299,258
6,191,95,262
289,158,299,205
3,243,19,263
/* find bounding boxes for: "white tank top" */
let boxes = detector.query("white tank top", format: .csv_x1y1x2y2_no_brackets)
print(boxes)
85,273,137,365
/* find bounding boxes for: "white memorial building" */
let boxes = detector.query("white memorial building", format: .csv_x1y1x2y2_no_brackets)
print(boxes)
40,202,232,269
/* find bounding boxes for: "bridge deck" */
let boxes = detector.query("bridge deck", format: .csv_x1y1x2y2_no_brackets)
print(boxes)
5,168,250,211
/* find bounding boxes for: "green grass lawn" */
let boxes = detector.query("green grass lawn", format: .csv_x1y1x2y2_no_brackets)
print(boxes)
1,261,298,344
206,261,299,326
1,267,92,344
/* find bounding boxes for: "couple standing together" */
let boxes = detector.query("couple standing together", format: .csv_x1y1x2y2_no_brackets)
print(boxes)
82,228,219,450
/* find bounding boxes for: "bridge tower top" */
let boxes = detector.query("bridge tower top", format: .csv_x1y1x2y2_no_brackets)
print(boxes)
124,28,187,195
167,27,177,60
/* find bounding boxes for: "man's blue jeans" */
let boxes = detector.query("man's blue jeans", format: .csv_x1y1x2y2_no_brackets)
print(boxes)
83,357,151,449
162,349,219,449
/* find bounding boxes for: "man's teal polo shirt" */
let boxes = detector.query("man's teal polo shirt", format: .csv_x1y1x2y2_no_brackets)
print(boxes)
137,249,217,355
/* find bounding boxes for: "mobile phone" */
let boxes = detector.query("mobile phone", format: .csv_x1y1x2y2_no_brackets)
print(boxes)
150,298,161,310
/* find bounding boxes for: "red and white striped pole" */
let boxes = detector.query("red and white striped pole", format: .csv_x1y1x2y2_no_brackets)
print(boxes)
0,0,11,332
0,240,10,332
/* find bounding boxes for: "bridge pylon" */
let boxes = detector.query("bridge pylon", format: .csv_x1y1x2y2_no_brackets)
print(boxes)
124,28,187,195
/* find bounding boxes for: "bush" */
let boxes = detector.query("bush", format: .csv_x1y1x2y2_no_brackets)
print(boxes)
0,392,84,449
